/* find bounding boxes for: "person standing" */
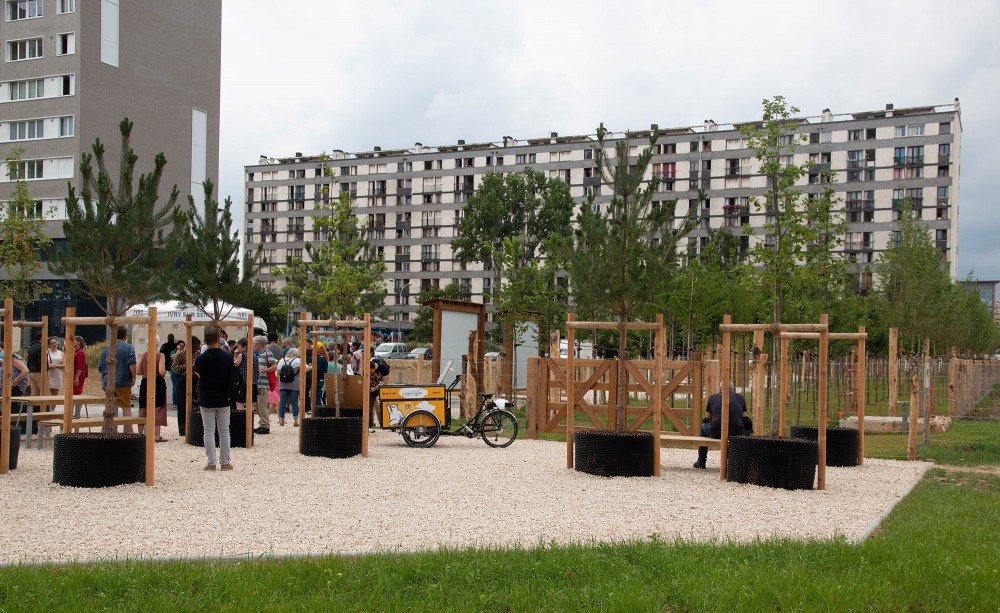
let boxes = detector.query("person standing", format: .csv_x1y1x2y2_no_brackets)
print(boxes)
170,337,200,437
137,337,168,442
194,327,235,471
0,350,30,397
169,340,186,411
46,337,65,395
277,347,309,427
26,332,44,397
71,336,89,420
266,332,282,361
159,334,177,372
97,326,138,434
350,341,363,375
252,336,275,434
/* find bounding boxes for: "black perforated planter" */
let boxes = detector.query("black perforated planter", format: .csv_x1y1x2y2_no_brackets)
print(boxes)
313,405,363,419
229,410,254,449
726,435,817,490
52,433,145,488
7,426,21,470
299,416,363,459
574,431,655,478
789,426,859,467
187,409,252,448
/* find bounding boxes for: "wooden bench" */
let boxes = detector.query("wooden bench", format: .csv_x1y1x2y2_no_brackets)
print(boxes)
659,434,722,450
70,417,147,428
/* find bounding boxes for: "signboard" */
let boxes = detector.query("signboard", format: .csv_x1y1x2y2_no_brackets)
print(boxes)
379,384,447,429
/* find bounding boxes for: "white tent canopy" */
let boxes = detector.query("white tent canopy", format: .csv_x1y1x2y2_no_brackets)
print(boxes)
125,301,262,353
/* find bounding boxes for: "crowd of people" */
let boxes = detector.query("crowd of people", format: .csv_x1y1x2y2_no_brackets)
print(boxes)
1,326,385,473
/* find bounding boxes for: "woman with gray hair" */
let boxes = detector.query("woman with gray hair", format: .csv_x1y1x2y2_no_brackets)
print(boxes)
277,346,310,427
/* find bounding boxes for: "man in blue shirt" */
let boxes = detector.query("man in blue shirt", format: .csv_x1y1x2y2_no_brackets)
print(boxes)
97,326,137,433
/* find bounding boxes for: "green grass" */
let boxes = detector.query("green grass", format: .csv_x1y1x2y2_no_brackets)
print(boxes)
865,418,1000,465
1,468,997,611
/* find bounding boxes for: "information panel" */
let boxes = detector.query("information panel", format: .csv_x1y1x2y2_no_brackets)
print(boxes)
379,384,447,428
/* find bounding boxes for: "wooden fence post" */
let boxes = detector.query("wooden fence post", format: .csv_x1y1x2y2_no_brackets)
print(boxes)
888,328,898,417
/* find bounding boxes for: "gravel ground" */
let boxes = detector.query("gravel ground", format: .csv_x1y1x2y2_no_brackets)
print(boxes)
0,417,930,564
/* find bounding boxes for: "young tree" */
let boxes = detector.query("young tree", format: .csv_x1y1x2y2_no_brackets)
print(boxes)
168,179,266,323
560,124,695,431
492,236,566,352
875,202,954,353
50,119,180,434
0,148,52,321
282,189,386,320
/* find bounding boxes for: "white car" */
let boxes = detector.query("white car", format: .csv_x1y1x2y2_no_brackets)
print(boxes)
373,342,408,360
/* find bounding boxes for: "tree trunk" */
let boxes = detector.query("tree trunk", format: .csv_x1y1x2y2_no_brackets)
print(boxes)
103,331,117,435
616,313,627,432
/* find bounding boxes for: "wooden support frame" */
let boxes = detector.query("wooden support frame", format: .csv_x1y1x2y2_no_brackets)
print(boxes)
182,316,255,449
564,314,667,477
297,316,372,457
778,326,867,467
720,315,831,489
1,299,13,474
58,309,159,485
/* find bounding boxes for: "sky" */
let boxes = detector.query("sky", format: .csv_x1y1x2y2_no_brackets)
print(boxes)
219,0,1000,280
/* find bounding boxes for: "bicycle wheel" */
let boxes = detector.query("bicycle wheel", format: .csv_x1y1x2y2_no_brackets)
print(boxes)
480,410,518,448
401,410,441,448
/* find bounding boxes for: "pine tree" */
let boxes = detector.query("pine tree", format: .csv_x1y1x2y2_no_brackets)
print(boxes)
560,124,695,431
50,119,180,434
168,179,266,323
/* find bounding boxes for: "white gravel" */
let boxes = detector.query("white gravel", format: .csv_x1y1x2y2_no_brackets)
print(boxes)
0,421,930,564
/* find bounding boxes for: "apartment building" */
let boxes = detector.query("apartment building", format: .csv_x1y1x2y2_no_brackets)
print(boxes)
0,0,221,325
244,101,961,330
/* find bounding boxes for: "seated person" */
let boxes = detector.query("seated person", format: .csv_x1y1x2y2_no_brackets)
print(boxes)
693,381,747,469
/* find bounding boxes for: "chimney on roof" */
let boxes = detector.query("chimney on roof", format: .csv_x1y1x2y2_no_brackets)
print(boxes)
550,132,558,138
259,155,267,163
415,142,422,148
374,146,381,152
885,103,894,117
821,108,833,122
458,139,465,145
295,152,302,157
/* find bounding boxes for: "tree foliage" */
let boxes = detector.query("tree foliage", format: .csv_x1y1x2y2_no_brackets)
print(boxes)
559,123,695,430
408,282,465,343
0,148,52,319
168,179,266,323
281,187,386,320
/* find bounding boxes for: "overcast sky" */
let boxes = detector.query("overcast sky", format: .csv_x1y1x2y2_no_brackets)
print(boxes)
219,0,1000,280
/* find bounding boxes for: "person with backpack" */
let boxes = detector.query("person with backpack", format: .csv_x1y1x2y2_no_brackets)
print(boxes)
277,347,310,427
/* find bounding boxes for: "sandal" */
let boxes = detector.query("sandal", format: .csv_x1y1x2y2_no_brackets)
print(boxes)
155,437,169,443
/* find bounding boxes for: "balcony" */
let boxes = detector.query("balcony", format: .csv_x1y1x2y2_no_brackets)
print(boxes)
846,159,865,169
892,198,923,210
938,154,950,165
935,240,948,251
286,231,305,242
725,167,741,178
905,155,924,166
846,198,875,211
845,240,873,252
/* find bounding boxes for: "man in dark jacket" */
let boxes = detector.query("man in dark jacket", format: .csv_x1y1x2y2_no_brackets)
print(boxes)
693,382,748,469
194,327,235,472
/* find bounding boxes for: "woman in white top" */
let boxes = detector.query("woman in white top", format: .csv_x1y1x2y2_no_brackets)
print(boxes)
47,337,65,394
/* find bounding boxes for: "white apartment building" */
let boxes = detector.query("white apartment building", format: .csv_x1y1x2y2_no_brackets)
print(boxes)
244,101,961,330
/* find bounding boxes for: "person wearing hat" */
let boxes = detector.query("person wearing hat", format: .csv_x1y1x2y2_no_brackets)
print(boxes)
277,347,310,427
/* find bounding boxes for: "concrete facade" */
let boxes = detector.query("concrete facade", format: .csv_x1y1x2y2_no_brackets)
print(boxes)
0,0,221,326
244,102,961,330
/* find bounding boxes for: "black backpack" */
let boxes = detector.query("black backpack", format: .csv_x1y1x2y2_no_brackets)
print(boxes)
278,358,297,383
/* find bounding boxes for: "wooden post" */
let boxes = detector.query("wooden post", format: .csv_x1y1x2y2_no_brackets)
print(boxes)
857,326,866,466
310,326,319,411
653,314,664,477
719,314,732,481
948,347,957,417
779,337,789,437
39,315,48,397
907,372,919,460
566,313,575,469
245,316,254,448
298,322,307,447
62,308,76,434
817,313,829,490
751,348,766,436
705,359,720,403
416,353,425,384
526,356,538,438
144,307,157,485
1,298,13,474
888,327,898,416
923,349,931,447
362,313,371,457
692,353,704,430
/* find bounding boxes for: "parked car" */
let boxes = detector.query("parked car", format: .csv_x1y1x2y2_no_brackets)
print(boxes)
373,342,409,360
484,351,506,358
407,347,432,360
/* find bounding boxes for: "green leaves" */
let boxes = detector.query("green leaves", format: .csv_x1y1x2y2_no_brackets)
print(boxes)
1,148,52,318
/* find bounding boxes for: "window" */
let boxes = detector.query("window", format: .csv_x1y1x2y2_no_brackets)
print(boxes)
937,166,949,177
865,128,876,140
515,154,526,164
7,38,43,61
820,131,831,143
57,33,75,55
7,78,43,100
847,150,864,168
848,129,863,141
778,135,794,146
8,119,44,141
58,0,74,12
939,122,951,134
6,0,42,20
939,143,950,156
809,133,820,144
59,116,74,136
11,159,43,179
61,74,74,95
894,124,924,137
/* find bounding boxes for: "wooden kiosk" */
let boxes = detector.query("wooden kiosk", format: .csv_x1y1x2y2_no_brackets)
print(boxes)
181,315,255,448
